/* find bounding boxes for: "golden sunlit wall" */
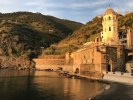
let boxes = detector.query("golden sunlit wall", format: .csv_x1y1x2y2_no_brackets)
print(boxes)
101,8,119,45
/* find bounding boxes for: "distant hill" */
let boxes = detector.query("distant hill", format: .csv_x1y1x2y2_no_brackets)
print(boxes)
118,12,133,28
43,13,133,55
42,16,102,55
57,16,102,47
0,12,82,68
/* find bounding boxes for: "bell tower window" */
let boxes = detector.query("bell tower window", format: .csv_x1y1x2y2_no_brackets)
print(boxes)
109,27,111,31
108,16,111,20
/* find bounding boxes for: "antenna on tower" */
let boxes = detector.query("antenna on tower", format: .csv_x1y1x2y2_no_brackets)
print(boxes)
108,0,111,8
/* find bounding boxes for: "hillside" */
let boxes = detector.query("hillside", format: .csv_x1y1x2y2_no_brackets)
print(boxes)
0,12,82,68
42,13,133,55
58,16,103,47
42,16,103,55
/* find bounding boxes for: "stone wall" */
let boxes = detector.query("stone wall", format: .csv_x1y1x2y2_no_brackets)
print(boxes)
33,41,108,77
127,28,133,49
103,72,133,84
71,42,107,75
39,55,65,59
33,42,127,78
33,58,73,72
33,54,73,72
106,45,126,72
33,58,65,65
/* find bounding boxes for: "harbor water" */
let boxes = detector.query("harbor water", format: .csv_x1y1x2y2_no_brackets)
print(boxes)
0,70,106,100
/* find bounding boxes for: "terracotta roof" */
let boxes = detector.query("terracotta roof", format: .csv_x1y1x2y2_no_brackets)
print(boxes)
104,8,116,15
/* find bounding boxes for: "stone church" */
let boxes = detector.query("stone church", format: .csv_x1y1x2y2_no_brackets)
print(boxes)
34,7,133,78
70,7,133,76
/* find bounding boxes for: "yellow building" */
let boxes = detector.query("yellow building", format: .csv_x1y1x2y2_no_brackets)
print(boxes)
101,7,119,45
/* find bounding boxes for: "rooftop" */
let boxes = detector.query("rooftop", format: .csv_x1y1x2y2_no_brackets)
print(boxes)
104,7,116,15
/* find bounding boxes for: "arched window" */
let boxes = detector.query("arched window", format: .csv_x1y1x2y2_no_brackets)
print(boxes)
108,16,111,20
109,27,111,31
75,68,79,74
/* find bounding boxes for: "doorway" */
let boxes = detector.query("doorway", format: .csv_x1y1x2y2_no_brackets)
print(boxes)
75,68,79,74
107,64,111,72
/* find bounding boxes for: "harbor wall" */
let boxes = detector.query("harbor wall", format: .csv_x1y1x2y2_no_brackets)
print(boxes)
33,58,73,72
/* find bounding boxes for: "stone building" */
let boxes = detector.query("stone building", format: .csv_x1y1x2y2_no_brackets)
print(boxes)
71,7,128,75
33,55,73,72
71,38,107,78
34,7,132,77
70,41,126,76
119,27,133,49
106,45,126,72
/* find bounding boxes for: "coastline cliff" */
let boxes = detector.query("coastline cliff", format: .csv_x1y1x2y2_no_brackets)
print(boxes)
0,12,82,69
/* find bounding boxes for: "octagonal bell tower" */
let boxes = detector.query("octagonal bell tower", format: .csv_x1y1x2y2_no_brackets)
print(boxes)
101,7,119,45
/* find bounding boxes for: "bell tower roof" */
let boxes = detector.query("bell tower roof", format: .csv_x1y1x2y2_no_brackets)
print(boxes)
104,7,116,15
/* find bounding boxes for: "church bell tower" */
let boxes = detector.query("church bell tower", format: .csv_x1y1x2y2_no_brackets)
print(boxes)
101,7,119,45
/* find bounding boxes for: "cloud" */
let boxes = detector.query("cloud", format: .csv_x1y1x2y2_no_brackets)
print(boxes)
71,1,108,8
0,0,11,4
0,0,133,23
127,2,133,8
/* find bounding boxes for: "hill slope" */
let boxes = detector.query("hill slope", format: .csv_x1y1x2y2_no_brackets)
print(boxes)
0,12,82,68
44,13,133,55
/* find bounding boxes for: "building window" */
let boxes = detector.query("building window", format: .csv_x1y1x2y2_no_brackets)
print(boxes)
108,16,111,20
123,35,127,38
109,27,111,31
123,40,127,43
104,55,106,59
97,38,99,42
105,28,106,32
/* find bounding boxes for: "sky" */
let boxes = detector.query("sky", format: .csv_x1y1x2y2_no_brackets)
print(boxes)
0,0,133,23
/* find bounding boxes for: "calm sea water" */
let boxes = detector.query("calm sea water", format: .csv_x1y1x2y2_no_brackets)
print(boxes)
0,70,106,100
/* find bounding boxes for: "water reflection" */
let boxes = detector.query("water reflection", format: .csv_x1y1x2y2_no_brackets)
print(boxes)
0,70,105,100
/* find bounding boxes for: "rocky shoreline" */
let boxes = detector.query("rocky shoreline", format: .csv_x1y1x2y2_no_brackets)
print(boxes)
0,57,35,70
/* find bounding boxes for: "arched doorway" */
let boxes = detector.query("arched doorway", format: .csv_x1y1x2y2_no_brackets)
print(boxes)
75,68,79,74
107,64,111,72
